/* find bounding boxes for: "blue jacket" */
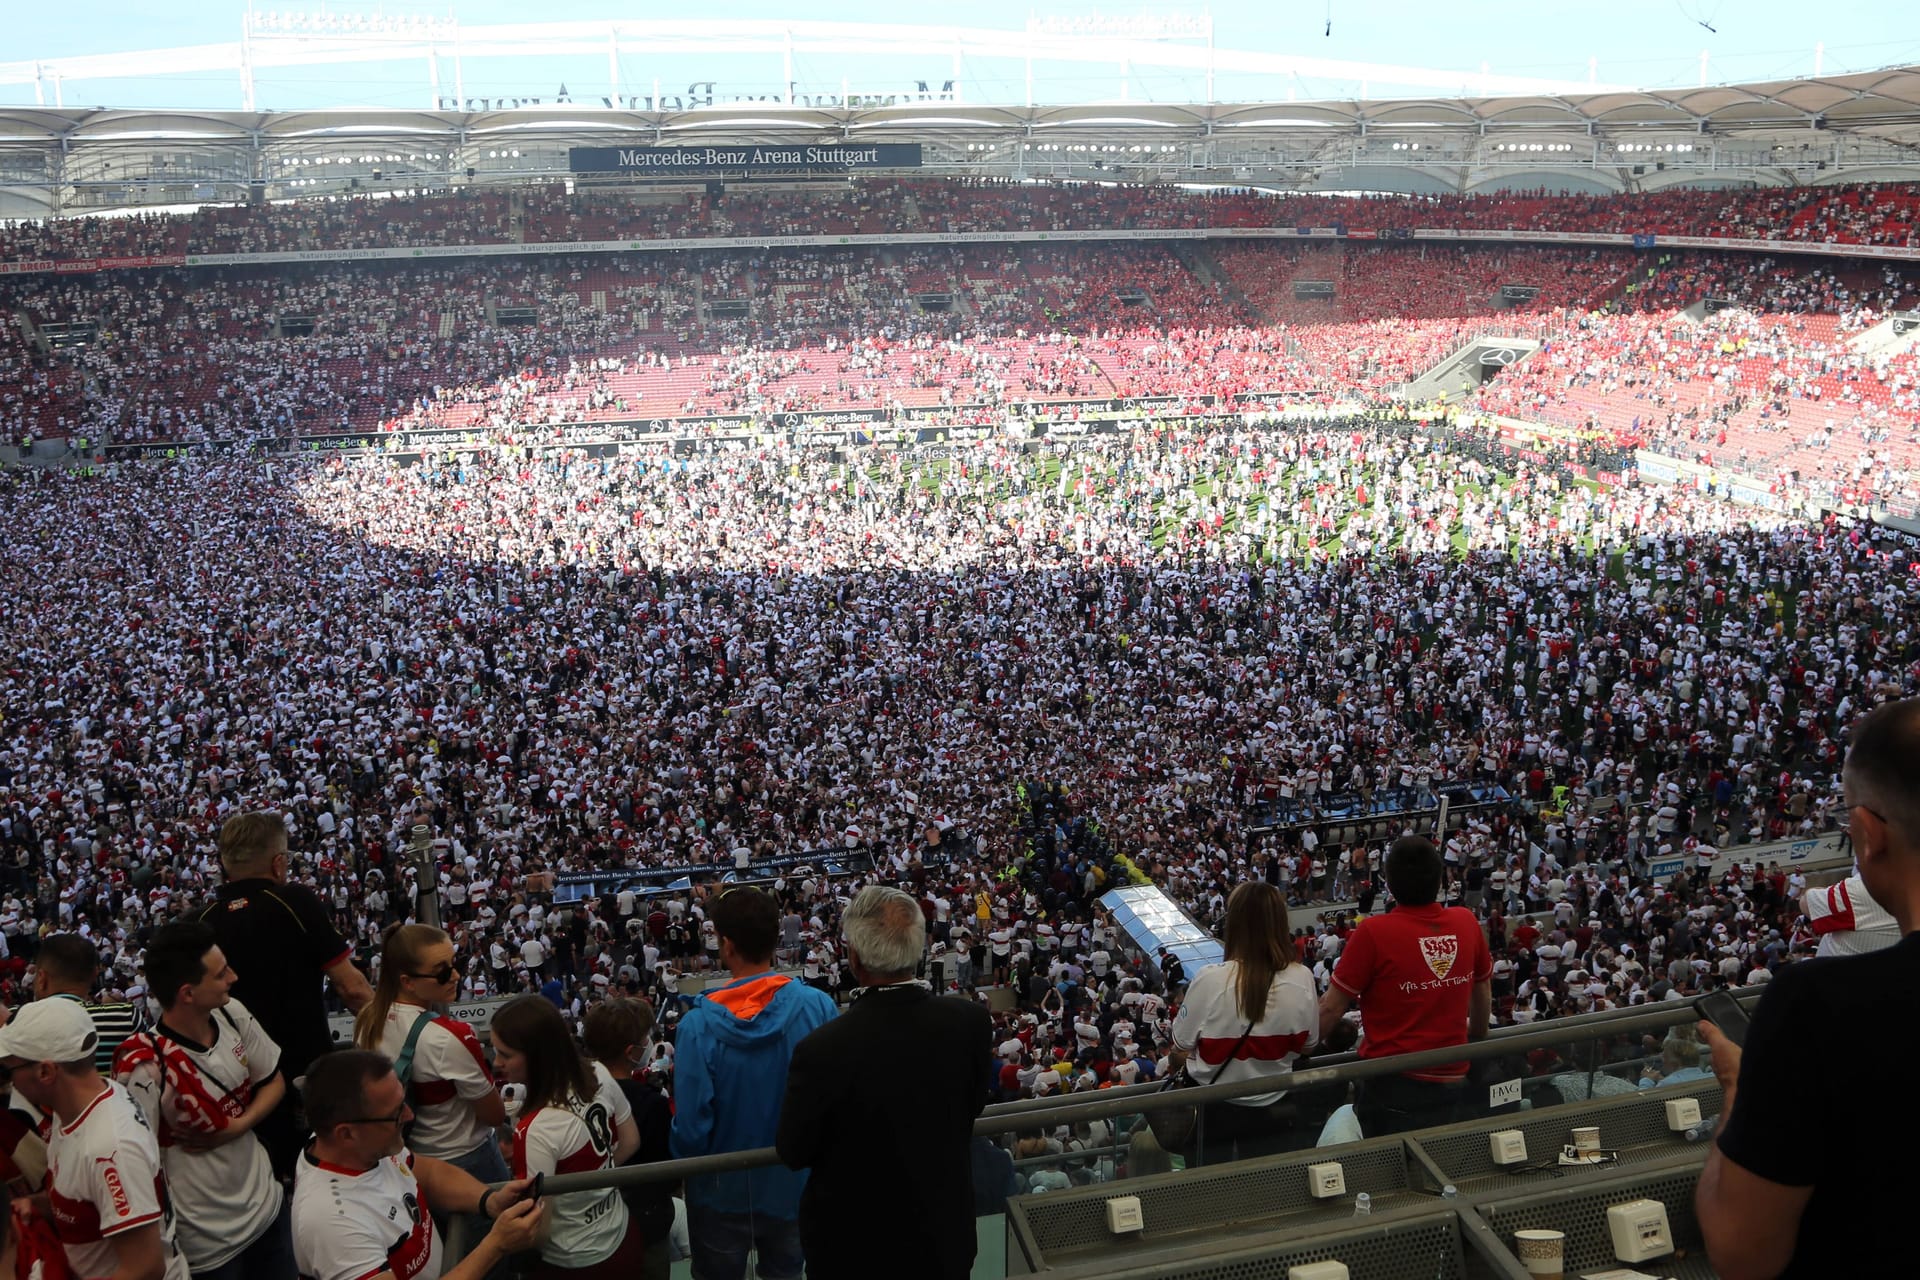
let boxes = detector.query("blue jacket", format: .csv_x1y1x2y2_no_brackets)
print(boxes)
670,971,837,1216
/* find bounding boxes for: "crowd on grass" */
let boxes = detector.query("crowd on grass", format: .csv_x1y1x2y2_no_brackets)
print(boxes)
3,416,1915,1125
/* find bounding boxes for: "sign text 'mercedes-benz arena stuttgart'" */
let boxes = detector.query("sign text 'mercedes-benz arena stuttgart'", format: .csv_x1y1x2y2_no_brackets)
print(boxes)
570,143,924,175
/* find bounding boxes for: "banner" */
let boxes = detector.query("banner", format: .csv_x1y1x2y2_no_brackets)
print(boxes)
104,392,1260,463
776,407,886,430
329,998,507,1046
1632,234,1657,249
1648,833,1848,882
569,143,923,174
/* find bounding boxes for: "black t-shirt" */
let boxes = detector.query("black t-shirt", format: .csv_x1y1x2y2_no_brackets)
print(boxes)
193,877,353,1077
1716,932,1920,1278
613,1078,675,1239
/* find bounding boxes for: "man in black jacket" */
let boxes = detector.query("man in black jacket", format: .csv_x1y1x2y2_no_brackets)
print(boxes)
777,885,992,1280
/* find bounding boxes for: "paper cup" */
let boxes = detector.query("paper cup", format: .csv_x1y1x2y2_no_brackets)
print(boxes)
1571,1126,1601,1155
1514,1228,1565,1280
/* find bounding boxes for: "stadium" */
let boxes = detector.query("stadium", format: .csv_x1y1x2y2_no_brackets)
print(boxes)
0,9,1916,1280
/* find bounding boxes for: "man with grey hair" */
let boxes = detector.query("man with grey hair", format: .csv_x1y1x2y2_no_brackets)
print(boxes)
1696,695,1920,1280
776,885,992,1280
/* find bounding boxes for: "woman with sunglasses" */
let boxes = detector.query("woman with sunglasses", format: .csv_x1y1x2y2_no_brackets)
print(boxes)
491,996,646,1278
353,924,509,1210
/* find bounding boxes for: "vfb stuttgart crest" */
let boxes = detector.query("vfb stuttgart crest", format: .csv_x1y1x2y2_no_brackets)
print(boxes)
1419,935,1459,981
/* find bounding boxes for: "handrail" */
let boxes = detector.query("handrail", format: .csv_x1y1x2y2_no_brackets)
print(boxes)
442,988,1743,1258
976,985,1751,1119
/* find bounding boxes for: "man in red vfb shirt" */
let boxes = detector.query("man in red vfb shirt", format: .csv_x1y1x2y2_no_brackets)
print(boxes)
1318,836,1492,1137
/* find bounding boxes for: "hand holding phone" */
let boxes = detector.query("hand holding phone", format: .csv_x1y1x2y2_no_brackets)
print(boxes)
1696,990,1750,1048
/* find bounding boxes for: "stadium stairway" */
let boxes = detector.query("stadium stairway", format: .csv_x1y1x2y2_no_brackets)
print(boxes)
1170,241,1254,316
1848,311,1920,359
1397,335,1542,406
897,185,931,230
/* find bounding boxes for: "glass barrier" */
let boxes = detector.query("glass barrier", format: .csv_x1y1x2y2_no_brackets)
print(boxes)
441,988,1747,1268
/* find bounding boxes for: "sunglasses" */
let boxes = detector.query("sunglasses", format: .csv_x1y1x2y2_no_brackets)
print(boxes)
408,964,458,984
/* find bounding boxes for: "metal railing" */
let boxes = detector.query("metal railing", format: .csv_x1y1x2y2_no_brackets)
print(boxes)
442,988,1750,1259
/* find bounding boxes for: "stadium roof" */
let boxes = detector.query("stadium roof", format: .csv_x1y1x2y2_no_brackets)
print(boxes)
3,65,1919,144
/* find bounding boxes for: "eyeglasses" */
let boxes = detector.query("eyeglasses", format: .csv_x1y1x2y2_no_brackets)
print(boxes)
408,964,458,984
347,1105,409,1127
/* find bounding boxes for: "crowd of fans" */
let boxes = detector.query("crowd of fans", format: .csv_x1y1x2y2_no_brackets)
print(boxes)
4,179,1919,263
0,417,1913,1266
3,418,1912,1036
5,192,1916,513
3,179,1920,1272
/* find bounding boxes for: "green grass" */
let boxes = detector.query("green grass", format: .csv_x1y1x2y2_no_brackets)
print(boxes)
890,448,1659,566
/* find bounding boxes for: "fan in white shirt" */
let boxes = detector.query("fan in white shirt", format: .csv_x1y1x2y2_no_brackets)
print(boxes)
1804,873,1901,956
0,998,192,1280
114,926,289,1275
292,1050,544,1280
491,997,644,1272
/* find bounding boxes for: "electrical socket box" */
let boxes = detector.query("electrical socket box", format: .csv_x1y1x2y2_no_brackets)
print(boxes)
1104,1195,1144,1234
1306,1161,1346,1198
1287,1263,1351,1280
1488,1129,1529,1165
1664,1097,1702,1131
1606,1198,1675,1262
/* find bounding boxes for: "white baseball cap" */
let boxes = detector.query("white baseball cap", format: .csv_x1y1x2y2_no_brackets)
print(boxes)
0,999,99,1066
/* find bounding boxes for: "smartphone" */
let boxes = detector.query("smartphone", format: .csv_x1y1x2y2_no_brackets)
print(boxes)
527,1172,544,1203
1696,990,1751,1048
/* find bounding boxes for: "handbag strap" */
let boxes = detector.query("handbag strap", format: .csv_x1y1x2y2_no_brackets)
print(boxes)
1213,1020,1259,1084
1176,1019,1258,1090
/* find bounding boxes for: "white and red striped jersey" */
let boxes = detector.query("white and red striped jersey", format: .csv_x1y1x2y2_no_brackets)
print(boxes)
292,1149,440,1280
113,998,283,1272
372,1005,496,1159
1807,874,1901,957
45,1082,191,1280
511,1089,629,1269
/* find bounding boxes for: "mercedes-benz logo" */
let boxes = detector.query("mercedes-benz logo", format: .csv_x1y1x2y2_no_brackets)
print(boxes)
1481,348,1519,366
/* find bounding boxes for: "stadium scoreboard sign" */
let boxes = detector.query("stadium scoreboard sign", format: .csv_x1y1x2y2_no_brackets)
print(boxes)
570,143,923,175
